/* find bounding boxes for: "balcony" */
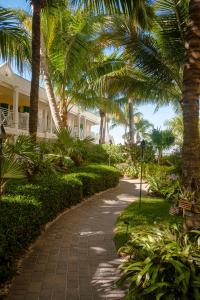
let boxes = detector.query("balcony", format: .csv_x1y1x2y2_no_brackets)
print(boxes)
0,108,99,142
0,107,54,138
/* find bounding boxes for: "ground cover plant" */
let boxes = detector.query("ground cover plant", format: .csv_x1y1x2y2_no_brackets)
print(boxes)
0,163,120,285
115,197,200,299
115,196,177,251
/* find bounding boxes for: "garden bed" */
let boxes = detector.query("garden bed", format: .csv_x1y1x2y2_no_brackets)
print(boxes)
0,164,120,286
115,196,178,251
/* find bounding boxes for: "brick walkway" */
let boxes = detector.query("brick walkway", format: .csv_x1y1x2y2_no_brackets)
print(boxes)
7,178,143,300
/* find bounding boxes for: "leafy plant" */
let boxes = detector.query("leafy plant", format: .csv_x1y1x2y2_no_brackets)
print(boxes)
116,163,141,179
55,127,94,166
145,164,180,201
44,154,74,172
117,225,200,300
0,155,23,194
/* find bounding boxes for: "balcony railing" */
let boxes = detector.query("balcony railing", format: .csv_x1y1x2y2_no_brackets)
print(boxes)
0,108,98,141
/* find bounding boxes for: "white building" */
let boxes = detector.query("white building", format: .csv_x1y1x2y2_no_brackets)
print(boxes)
0,62,100,141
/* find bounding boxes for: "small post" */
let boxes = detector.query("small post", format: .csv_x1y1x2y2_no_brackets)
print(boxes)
139,140,145,209
109,139,112,166
0,124,6,201
124,220,130,239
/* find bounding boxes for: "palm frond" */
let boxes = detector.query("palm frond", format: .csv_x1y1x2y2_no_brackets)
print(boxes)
0,7,30,72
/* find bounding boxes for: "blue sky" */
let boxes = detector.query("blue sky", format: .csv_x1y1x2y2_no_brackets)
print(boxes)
1,0,177,144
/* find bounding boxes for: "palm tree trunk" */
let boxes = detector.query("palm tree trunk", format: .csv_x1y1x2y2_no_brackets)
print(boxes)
40,34,62,130
128,98,134,146
99,109,105,144
182,0,200,190
29,2,41,140
59,100,68,127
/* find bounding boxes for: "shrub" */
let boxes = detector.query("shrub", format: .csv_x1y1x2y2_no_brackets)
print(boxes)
85,144,127,164
44,154,74,172
68,164,121,196
102,144,126,164
0,195,43,282
145,164,180,201
124,143,155,163
159,153,182,173
116,163,140,178
117,225,200,300
1,164,120,285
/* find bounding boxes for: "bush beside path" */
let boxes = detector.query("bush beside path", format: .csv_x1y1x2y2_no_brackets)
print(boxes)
0,164,120,290
5,178,142,300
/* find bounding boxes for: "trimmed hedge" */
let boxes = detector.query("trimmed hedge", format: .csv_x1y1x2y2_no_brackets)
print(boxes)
0,164,120,285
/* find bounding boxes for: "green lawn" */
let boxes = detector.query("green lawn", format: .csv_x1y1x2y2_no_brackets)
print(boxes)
115,196,179,251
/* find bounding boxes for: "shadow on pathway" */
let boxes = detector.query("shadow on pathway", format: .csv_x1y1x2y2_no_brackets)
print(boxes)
7,178,146,300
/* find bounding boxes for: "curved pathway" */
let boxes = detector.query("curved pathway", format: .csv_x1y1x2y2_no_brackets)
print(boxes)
7,179,144,300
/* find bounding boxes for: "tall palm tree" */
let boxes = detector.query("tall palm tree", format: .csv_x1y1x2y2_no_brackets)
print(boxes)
28,0,46,139
104,1,200,188
150,128,175,163
27,0,64,139
182,0,200,189
44,8,104,127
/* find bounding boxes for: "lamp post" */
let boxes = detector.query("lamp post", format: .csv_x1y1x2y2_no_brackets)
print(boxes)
139,140,145,209
109,139,112,166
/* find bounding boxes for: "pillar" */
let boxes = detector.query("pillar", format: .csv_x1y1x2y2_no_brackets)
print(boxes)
77,113,81,138
50,115,53,134
13,88,19,129
84,117,87,138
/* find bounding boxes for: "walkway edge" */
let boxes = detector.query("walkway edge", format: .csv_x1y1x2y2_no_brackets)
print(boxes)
1,184,120,298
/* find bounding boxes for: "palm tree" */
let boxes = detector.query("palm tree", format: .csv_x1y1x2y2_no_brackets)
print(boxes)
26,0,154,139
150,128,175,163
73,0,154,30
27,0,64,139
182,0,200,189
44,8,104,128
28,0,46,139
166,115,183,149
104,1,200,187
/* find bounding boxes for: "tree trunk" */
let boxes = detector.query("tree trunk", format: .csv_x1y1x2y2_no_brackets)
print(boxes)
182,0,200,190
99,109,105,144
29,3,41,140
59,100,68,128
128,98,134,146
40,34,62,130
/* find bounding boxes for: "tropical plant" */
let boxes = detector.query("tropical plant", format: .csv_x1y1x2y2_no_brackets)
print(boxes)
27,0,64,139
150,128,175,162
165,115,183,150
181,0,200,189
0,7,29,70
0,155,23,195
55,127,94,165
5,135,55,181
117,225,200,300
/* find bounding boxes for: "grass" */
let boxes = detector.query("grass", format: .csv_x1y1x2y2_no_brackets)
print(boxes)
115,196,179,251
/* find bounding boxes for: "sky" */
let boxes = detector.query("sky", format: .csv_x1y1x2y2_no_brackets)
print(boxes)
1,0,177,144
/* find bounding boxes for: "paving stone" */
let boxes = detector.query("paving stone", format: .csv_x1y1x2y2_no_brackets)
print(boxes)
6,179,143,300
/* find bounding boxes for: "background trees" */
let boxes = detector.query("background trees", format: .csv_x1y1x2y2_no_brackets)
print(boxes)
3,0,200,191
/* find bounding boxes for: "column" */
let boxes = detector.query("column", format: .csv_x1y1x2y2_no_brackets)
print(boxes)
77,113,81,138
44,109,48,132
50,115,53,134
13,88,19,129
84,117,87,138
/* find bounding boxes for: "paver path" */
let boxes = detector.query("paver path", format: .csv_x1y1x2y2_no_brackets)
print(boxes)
7,178,145,300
